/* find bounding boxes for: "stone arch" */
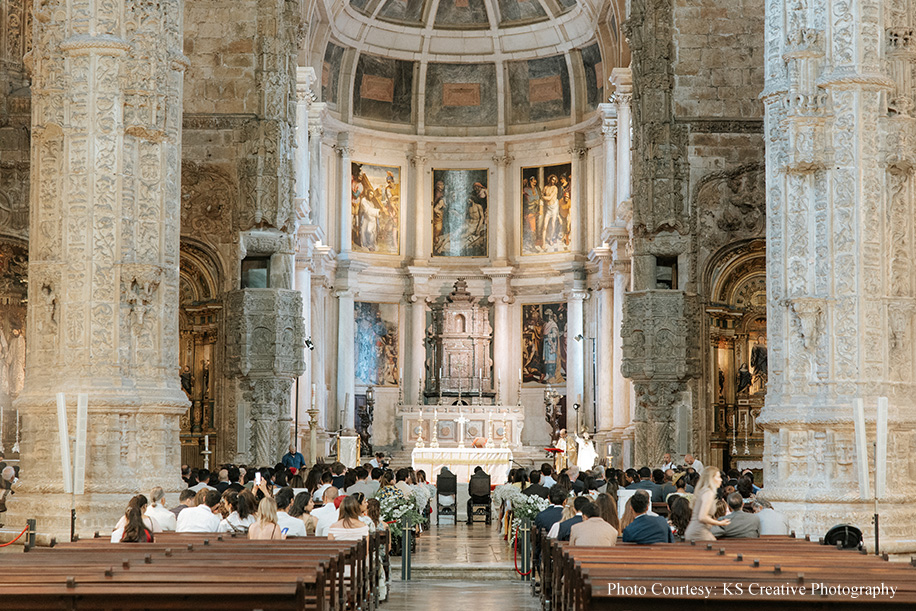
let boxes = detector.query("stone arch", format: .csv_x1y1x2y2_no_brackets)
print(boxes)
178,240,226,466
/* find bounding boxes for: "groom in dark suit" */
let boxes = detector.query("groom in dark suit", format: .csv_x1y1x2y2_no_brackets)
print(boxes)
533,485,567,576
621,491,674,544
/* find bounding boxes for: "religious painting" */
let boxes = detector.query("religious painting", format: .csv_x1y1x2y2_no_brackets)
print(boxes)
432,169,488,257
521,163,572,254
351,162,400,255
355,302,399,386
522,303,568,384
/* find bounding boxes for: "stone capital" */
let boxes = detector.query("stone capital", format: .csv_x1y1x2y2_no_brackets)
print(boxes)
407,152,428,167
296,67,317,102
492,153,514,167
609,67,633,97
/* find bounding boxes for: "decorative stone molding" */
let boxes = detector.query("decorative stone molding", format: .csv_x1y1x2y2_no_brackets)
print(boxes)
695,164,766,253
121,265,163,332
787,297,824,352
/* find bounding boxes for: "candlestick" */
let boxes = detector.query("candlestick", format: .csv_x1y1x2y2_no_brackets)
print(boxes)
204,434,209,451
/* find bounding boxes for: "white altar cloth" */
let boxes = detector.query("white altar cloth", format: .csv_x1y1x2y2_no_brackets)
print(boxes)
412,447,513,483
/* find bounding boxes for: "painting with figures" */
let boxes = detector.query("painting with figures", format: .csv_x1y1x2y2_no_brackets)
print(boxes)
432,169,488,257
355,302,399,386
522,303,567,384
351,162,400,255
521,163,572,254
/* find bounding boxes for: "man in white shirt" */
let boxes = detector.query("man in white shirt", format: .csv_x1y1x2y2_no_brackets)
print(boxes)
313,486,340,537
275,487,307,537
176,489,221,532
368,452,386,469
188,468,216,493
684,453,704,475
660,452,676,471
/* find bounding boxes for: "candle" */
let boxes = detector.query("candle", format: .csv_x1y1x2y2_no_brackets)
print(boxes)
577,393,582,405
204,434,209,451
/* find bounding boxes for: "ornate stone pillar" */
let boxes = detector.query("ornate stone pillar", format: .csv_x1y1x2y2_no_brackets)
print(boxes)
294,227,322,446
597,104,617,235
568,134,588,254
308,103,327,231
11,0,189,537
609,68,632,214
407,147,428,262
611,248,631,442
760,0,916,551
589,248,614,443
335,261,366,434
310,246,334,443
335,135,353,255
407,266,437,404
564,278,588,432
295,67,317,226
483,266,514,402
492,151,513,264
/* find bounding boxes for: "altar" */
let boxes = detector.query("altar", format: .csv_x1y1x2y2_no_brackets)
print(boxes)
397,404,525,449
412,447,513,483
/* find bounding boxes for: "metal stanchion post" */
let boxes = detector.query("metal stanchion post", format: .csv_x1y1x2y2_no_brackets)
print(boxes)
400,516,413,580
520,518,532,581
26,518,36,551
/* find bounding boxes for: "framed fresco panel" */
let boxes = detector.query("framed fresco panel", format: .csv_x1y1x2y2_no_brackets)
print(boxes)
432,169,488,257
522,302,568,385
351,162,400,255
355,302,399,386
521,163,572,255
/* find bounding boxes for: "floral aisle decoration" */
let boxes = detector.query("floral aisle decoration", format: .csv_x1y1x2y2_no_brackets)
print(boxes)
491,485,549,544
379,491,427,539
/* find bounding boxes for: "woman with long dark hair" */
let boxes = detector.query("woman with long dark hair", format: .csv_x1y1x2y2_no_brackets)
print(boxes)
111,495,158,542
288,491,319,535
594,492,620,531
120,506,154,543
218,490,257,533
327,495,370,541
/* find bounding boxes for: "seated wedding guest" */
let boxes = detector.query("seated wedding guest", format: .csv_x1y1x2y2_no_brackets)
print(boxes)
112,495,159,542
248,497,286,540
145,486,177,531
288,491,319,535
327,495,370,541
594,492,620,532
213,468,231,493
550,495,590,540
313,471,334,502
170,488,197,518
523,470,550,499
118,505,155,543
218,490,256,533
752,497,790,535
712,492,760,538
275,486,307,537
189,468,216,492
313,486,340,537
667,495,692,541
177,489,221,532
621,491,674,544
570,501,618,547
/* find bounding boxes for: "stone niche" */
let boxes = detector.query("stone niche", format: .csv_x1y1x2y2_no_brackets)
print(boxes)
225,289,305,465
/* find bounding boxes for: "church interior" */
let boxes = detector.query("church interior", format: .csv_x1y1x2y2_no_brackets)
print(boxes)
0,0,914,554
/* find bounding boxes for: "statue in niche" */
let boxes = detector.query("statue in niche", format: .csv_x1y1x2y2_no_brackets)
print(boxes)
180,365,194,397
736,363,752,394
718,369,725,401
750,336,768,392
201,359,210,399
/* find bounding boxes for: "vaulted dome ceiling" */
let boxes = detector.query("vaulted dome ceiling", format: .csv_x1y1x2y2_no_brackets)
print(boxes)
310,0,626,135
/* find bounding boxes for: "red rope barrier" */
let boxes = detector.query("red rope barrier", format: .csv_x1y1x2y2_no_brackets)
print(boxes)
513,527,533,576
0,525,30,547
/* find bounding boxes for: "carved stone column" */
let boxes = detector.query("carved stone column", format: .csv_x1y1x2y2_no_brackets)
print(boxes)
407,147,428,262
760,1,916,551
308,103,327,231
564,278,588,432
492,152,513,264
11,0,189,537
609,68,632,213
568,134,588,254
589,248,614,443
611,250,632,443
294,226,322,445
310,246,334,444
597,104,617,234
483,266,514,402
335,135,354,255
335,260,366,434
407,266,437,404
295,67,317,226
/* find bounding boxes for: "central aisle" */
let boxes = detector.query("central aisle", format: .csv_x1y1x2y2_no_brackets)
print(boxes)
386,520,541,609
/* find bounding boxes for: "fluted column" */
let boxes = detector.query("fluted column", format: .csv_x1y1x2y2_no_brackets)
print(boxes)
589,248,614,441
408,147,428,262
483,267,514,402
12,0,188,537
407,266,437,404
610,68,632,213
308,103,327,232
295,68,317,225
598,104,617,234
335,135,353,255
492,152,513,264
611,247,631,438
565,280,588,432
568,135,588,254
310,247,334,444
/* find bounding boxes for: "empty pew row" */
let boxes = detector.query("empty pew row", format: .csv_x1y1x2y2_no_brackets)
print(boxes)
538,532,916,611
0,529,388,611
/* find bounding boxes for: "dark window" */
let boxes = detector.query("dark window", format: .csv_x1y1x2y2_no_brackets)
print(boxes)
241,257,270,289
656,256,678,290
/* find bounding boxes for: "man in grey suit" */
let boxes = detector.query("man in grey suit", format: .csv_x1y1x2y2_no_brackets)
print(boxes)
711,492,760,538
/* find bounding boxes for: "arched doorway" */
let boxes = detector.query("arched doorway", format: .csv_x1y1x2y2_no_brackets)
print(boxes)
179,241,224,468
705,239,766,472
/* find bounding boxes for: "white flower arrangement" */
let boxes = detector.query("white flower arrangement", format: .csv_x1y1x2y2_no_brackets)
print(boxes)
379,492,426,538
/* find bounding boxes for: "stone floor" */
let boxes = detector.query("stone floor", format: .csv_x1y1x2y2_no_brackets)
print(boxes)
387,520,540,609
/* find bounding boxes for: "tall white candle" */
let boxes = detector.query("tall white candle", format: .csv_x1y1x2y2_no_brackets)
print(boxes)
204,434,209,451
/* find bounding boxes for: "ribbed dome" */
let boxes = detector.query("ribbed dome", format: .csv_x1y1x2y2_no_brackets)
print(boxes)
315,0,626,135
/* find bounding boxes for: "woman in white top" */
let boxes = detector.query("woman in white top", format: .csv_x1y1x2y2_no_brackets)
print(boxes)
145,486,177,531
327,496,370,541
111,494,159,542
218,490,257,533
